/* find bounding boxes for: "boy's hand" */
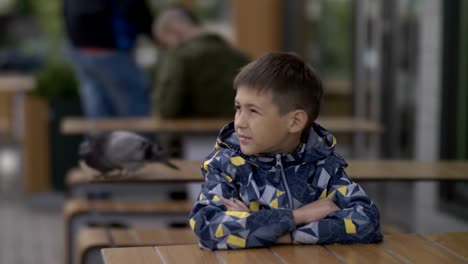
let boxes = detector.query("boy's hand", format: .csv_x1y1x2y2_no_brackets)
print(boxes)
220,197,250,212
292,198,340,225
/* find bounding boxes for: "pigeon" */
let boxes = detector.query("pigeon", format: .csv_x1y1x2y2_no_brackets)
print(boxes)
79,131,178,176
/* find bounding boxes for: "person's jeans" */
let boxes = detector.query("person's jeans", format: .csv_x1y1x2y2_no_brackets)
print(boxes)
69,47,150,118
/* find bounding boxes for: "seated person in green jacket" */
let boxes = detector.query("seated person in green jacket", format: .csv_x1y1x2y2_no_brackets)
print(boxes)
152,5,250,118
189,52,383,250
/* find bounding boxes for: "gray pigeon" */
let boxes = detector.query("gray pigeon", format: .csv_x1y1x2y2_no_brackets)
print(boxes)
79,131,178,176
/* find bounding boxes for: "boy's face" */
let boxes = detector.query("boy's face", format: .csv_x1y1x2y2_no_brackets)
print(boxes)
234,86,300,155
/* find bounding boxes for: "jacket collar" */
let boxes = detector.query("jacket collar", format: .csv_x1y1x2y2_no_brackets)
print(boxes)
216,121,337,169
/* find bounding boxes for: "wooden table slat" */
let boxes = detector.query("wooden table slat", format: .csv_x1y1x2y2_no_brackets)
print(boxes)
68,159,203,185
271,245,341,264
134,229,198,245
110,229,138,246
325,243,400,264
102,247,162,264
215,248,282,264
156,244,219,264
380,233,466,264
422,232,468,259
61,116,382,134
68,160,468,186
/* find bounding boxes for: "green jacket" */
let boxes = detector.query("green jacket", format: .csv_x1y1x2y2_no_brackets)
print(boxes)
152,34,250,118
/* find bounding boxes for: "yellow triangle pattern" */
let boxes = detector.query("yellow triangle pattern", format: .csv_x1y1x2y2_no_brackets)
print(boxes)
203,159,211,171
270,198,278,208
327,190,336,199
225,175,233,182
344,218,357,234
319,189,327,199
227,235,246,248
213,195,220,201
337,186,347,196
276,190,285,197
249,201,260,212
230,156,246,166
215,224,224,238
189,218,196,231
225,211,250,218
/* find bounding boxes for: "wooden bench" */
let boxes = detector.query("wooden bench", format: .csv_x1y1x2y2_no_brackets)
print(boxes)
100,232,468,264
66,159,468,216
70,159,468,182
61,116,383,134
64,199,194,264
77,227,197,264
66,159,203,198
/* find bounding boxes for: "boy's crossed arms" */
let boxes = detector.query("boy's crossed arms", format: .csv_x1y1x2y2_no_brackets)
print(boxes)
220,196,340,244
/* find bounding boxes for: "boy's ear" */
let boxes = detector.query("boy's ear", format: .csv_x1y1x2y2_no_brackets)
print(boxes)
288,110,308,133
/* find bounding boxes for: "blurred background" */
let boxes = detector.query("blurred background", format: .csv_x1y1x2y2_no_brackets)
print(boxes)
0,0,467,263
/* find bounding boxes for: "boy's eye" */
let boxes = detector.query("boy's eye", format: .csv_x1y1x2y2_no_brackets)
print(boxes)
234,105,240,111
250,108,258,114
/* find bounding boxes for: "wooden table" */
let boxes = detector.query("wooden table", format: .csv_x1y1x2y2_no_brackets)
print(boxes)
101,232,468,264
61,116,383,134
70,159,468,185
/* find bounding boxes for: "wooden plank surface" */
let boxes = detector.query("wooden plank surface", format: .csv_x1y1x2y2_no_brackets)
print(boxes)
101,233,468,264
380,233,467,263
271,245,341,264
216,247,281,263
23,95,50,192
422,232,468,259
156,244,219,264
102,247,162,264
133,229,197,245
67,160,468,186
67,159,203,185
63,199,193,229
61,116,382,134
326,243,400,264
76,228,110,264
0,91,12,135
62,117,231,134
0,74,35,92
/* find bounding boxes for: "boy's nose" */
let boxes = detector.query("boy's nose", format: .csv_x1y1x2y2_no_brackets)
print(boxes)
235,112,247,129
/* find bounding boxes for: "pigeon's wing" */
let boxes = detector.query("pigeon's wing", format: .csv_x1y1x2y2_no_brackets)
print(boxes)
79,132,120,173
104,131,149,170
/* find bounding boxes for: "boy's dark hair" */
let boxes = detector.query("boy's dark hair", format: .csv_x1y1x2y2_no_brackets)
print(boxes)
233,52,323,127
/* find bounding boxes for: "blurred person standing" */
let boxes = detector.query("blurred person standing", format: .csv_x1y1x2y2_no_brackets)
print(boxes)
63,0,153,118
152,5,250,118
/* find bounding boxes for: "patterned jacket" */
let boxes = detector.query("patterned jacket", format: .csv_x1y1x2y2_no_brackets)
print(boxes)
189,122,383,250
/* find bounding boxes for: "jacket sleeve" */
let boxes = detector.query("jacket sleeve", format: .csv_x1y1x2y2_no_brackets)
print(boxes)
152,51,185,118
292,155,383,244
188,153,296,250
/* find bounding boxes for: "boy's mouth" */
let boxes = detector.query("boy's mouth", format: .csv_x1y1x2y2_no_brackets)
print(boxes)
237,134,252,143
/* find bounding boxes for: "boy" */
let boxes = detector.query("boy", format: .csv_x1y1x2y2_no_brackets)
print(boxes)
189,52,382,250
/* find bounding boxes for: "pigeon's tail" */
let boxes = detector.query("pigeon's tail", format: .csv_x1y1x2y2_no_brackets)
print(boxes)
146,144,179,170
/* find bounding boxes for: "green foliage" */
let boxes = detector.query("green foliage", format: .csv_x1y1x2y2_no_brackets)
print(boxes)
31,62,79,99
318,0,352,77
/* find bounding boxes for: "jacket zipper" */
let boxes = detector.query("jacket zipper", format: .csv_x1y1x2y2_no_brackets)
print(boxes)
275,154,294,209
